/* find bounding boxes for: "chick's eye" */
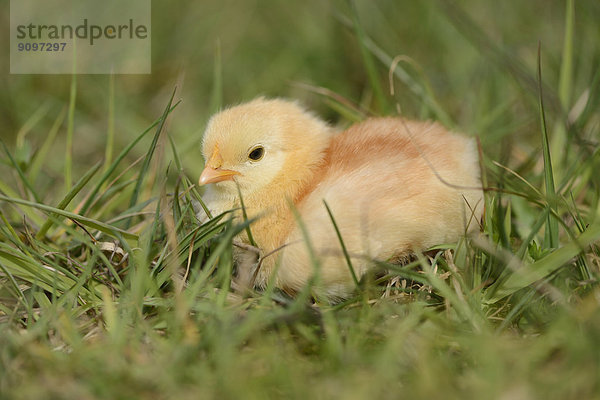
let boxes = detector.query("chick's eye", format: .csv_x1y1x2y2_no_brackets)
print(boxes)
248,146,265,161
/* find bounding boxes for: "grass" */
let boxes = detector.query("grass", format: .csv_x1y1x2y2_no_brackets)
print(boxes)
1,1,600,399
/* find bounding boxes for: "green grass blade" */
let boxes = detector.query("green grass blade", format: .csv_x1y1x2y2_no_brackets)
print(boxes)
485,221,600,304
0,210,33,258
104,74,115,176
28,107,66,184
558,0,574,110
167,135,184,172
65,71,77,192
323,200,359,289
14,102,51,170
0,194,137,241
292,82,368,122
0,261,30,309
550,0,575,182
80,100,181,216
336,13,453,126
36,161,102,240
349,0,390,114
0,249,102,301
235,182,257,247
184,218,250,296
171,178,182,236
516,208,550,259
0,138,41,203
0,180,43,227
127,87,177,218
537,44,559,249
167,134,212,220
432,270,482,331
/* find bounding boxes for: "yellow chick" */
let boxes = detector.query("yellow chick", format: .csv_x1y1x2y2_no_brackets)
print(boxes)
198,98,483,300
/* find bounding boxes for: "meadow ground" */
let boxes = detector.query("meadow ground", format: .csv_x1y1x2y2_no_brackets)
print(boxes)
1,1,600,399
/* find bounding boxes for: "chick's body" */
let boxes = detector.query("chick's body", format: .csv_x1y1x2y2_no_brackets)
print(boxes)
199,98,483,300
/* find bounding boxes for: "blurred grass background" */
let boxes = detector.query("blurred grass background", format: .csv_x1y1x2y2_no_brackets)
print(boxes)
1,0,600,399
2,0,598,177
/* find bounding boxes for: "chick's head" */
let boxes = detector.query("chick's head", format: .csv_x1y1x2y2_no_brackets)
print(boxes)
199,98,333,199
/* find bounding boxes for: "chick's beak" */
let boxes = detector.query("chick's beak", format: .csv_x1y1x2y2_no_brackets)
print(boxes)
199,145,240,185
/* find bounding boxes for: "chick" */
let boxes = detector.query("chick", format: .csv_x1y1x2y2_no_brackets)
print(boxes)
198,98,483,300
